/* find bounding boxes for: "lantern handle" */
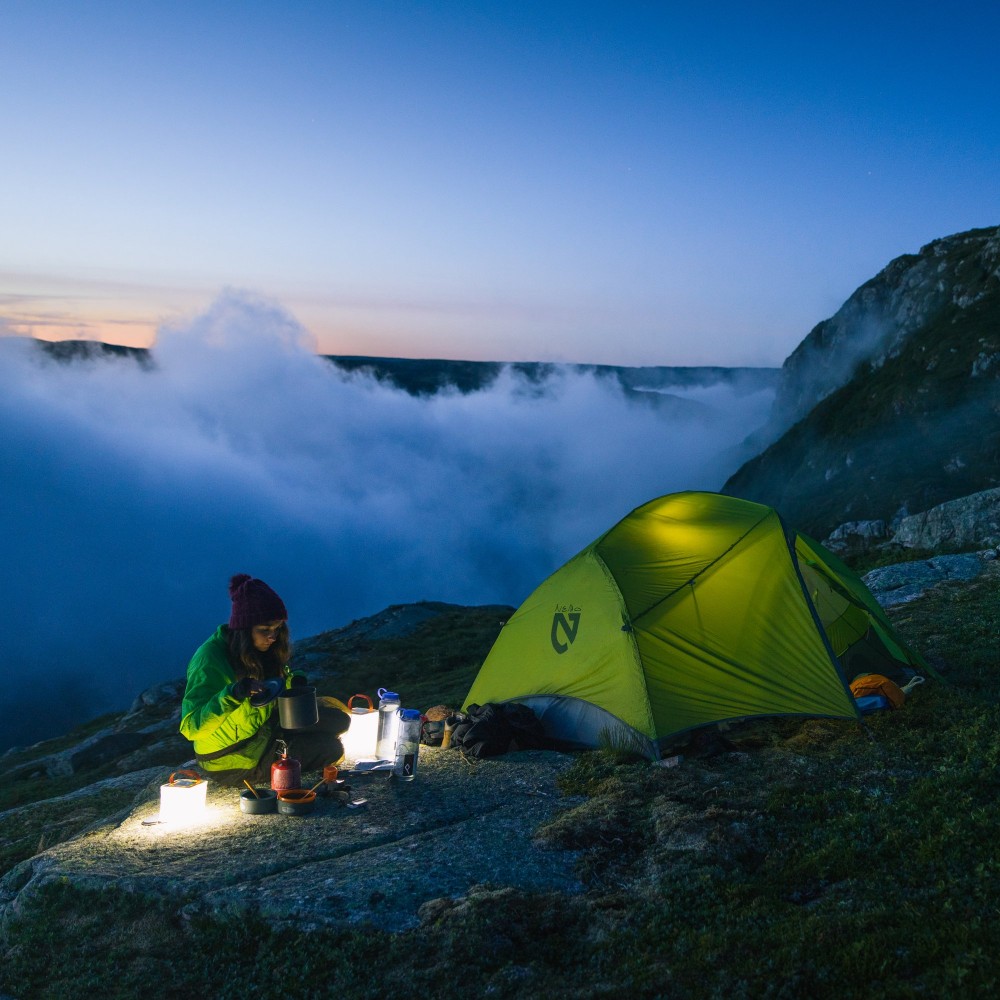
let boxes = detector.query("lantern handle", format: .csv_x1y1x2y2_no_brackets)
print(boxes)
348,693,374,711
168,769,203,785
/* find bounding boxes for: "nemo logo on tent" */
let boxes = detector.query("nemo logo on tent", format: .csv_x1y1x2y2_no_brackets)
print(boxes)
551,607,581,653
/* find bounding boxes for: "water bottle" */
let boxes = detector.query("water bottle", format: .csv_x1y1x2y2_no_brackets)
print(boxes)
392,709,423,781
375,688,401,759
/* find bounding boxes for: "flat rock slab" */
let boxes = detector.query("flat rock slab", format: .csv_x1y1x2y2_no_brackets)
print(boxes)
1,749,581,932
863,554,986,607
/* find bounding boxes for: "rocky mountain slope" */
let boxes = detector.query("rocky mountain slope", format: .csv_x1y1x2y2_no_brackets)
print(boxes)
724,225,1000,538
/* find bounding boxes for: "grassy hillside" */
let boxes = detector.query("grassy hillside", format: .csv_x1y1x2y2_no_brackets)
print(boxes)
2,565,1000,997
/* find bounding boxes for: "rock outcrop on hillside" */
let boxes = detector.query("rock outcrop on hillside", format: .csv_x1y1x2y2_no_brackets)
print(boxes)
823,487,1000,556
724,225,1000,538
891,486,1000,551
822,489,1000,605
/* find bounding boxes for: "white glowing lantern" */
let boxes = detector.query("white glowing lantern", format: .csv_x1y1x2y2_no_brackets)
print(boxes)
159,769,208,825
341,693,379,762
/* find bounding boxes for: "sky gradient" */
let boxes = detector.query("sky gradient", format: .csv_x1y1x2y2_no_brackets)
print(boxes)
2,1,998,366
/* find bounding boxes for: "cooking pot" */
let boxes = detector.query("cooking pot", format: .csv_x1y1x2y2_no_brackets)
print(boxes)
278,685,319,729
240,787,278,814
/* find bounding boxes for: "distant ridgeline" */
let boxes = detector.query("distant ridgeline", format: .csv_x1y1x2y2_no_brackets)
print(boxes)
324,356,779,399
34,339,152,366
724,225,1000,539
27,337,779,403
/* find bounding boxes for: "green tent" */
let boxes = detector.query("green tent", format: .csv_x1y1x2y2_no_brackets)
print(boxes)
463,491,927,756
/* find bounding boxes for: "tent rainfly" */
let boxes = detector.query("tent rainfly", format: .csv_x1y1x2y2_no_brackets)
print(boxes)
463,491,927,757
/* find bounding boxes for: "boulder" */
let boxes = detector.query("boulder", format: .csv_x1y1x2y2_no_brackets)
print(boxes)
823,519,889,554
890,488,1000,551
127,680,185,715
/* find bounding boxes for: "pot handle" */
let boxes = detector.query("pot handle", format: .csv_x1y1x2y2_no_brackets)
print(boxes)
348,693,374,711
169,769,203,785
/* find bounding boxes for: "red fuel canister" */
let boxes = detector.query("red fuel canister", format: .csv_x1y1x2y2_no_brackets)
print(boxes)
270,740,301,792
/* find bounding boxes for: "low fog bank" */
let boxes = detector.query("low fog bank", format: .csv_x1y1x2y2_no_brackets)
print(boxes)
1,292,773,752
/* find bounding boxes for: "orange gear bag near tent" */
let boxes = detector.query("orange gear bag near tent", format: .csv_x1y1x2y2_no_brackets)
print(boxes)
849,673,907,710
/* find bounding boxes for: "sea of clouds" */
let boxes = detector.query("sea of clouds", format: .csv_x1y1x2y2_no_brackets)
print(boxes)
0,291,775,750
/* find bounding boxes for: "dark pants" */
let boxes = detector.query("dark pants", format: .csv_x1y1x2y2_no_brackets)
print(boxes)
209,697,350,787
277,696,351,771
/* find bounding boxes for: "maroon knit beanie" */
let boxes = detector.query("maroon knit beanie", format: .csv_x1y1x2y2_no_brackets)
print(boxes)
228,574,288,630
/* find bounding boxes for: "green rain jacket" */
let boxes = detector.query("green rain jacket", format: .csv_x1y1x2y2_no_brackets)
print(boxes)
179,624,296,773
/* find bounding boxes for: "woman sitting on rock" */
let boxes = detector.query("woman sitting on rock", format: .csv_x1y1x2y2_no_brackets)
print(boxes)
179,573,349,786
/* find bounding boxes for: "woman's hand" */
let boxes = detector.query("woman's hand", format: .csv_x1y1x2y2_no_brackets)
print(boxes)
231,677,265,700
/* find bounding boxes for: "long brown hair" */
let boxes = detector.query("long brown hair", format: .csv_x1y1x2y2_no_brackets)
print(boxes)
227,624,292,681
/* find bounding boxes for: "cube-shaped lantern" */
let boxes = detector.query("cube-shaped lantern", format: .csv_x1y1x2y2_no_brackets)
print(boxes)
159,769,207,825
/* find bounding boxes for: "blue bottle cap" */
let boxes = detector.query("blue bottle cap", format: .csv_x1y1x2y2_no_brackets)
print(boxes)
398,708,422,721
378,689,399,700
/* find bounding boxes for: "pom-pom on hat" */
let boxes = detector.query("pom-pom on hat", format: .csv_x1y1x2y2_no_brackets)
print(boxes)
228,573,288,630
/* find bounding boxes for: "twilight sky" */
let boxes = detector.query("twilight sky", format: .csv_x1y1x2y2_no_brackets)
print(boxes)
1,0,998,367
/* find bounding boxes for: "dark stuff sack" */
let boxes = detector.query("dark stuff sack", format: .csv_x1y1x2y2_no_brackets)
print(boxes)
448,702,545,759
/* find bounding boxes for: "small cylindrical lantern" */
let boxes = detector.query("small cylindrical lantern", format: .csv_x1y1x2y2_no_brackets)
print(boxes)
341,693,379,762
159,769,207,825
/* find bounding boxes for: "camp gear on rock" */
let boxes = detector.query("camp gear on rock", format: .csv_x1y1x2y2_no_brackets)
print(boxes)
158,770,207,824
449,702,544,759
228,573,288,630
376,689,401,759
240,787,278,814
347,759,394,773
278,685,319,729
319,778,352,797
421,719,445,746
420,704,453,747
276,788,316,815
441,716,457,749
342,693,379,760
849,674,906,709
271,740,301,791
392,708,423,780
463,491,929,756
